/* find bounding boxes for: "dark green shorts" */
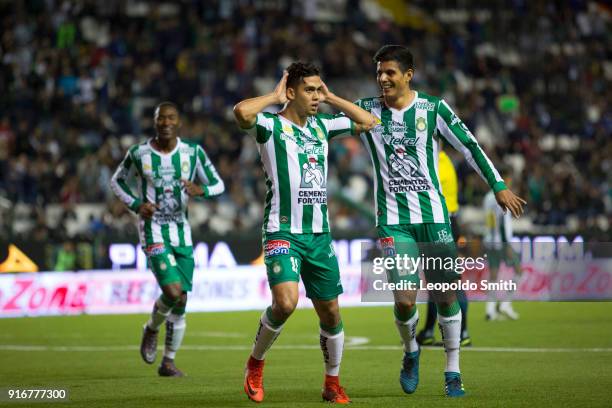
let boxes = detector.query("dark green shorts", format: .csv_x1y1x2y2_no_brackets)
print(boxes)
377,223,460,285
145,243,194,292
263,231,342,301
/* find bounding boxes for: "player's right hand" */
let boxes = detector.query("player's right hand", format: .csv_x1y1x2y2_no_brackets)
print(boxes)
273,70,288,105
138,202,157,219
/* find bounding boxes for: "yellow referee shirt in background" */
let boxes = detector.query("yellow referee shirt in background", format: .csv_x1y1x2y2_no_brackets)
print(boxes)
439,150,459,214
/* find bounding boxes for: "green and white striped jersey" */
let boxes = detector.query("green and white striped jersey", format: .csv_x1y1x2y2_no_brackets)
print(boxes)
356,92,506,226
110,138,225,247
483,190,512,247
245,112,353,234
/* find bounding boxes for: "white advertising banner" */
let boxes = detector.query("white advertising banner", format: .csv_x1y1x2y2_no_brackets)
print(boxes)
0,266,366,318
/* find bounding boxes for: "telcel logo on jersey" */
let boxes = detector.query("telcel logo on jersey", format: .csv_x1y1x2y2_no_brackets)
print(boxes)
265,240,291,257
144,243,166,256
379,237,396,257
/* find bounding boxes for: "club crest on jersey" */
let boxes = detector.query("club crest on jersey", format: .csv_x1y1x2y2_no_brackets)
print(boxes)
416,117,427,132
436,229,454,244
265,240,291,257
144,243,166,256
315,127,325,141
181,161,189,173
379,236,396,256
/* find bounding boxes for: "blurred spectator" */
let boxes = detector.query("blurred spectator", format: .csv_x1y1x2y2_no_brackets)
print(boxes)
0,0,609,242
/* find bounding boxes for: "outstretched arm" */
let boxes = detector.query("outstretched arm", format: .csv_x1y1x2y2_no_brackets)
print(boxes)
320,81,379,134
436,99,526,218
233,71,288,129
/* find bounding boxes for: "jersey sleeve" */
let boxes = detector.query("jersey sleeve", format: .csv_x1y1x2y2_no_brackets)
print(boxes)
242,113,275,144
436,99,506,193
194,145,225,198
110,149,142,212
317,113,354,140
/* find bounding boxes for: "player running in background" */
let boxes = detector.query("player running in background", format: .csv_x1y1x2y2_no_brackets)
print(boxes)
110,102,225,376
355,45,526,397
233,62,377,404
417,142,472,347
483,167,522,320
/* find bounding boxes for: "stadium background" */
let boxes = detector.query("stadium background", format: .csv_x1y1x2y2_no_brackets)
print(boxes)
0,1,610,407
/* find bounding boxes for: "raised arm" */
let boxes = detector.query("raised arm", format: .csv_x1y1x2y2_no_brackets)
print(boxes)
320,81,379,134
233,71,288,129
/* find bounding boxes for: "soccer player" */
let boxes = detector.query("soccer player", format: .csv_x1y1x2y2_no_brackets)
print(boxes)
233,62,377,404
354,45,526,397
110,102,225,376
417,143,472,347
483,167,522,320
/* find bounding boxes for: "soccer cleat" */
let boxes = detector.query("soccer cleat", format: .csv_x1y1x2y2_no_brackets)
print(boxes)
399,349,420,394
416,330,434,346
158,357,185,377
498,302,519,320
244,356,265,403
460,334,472,347
485,312,499,321
140,324,158,364
322,375,351,404
444,372,465,397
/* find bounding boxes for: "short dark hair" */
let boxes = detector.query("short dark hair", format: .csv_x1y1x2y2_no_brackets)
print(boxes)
154,101,179,116
373,45,414,72
286,62,320,89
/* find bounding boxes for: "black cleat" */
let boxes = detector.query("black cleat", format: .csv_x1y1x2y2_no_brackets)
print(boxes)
158,357,185,377
140,324,158,364
416,330,435,346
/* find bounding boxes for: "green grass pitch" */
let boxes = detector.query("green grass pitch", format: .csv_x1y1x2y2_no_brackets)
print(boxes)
1,302,611,407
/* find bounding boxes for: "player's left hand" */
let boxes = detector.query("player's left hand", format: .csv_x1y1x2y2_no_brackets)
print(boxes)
181,179,204,197
319,80,334,104
495,189,527,218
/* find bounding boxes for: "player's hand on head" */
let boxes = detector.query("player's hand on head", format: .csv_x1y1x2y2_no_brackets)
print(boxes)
274,70,288,105
495,189,527,218
181,179,204,197
319,80,333,103
138,202,157,219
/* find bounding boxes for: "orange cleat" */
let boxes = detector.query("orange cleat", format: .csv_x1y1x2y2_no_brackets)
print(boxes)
322,375,351,404
244,356,265,403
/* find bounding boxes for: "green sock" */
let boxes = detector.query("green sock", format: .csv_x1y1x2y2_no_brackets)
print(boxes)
438,301,460,317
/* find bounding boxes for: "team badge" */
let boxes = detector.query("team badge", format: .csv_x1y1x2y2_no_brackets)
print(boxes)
316,128,325,141
280,216,289,224
416,117,427,132
181,161,189,173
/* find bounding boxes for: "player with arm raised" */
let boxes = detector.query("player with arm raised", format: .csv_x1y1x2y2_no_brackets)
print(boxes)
355,45,526,397
110,102,225,377
233,62,377,404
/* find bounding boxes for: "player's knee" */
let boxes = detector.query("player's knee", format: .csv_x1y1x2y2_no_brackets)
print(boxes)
163,286,183,303
396,300,416,311
274,298,297,319
176,293,187,307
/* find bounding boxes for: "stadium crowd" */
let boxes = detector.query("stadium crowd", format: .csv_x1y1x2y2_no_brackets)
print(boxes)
1,0,610,243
